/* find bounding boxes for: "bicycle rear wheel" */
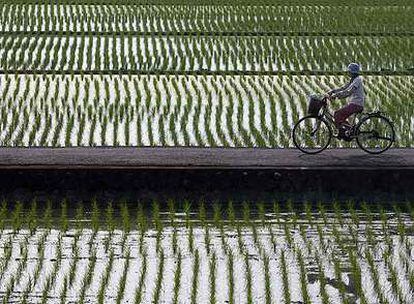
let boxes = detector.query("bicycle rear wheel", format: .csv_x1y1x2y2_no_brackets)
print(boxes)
292,116,332,154
356,114,395,154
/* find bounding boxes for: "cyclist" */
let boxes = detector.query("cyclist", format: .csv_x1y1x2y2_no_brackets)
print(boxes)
326,63,365,139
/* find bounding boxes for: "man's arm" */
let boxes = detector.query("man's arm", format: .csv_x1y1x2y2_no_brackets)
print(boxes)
332,78,360,99
329,82,350,95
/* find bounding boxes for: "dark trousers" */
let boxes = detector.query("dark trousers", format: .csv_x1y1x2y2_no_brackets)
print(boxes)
334,103,363,128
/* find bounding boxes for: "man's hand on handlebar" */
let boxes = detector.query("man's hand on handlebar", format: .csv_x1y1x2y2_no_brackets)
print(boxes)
324,92,336,101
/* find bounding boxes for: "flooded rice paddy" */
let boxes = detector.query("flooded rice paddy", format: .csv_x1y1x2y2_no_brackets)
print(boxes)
0,200,413,303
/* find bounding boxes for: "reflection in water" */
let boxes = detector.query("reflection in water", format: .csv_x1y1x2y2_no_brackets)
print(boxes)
0,200,412,303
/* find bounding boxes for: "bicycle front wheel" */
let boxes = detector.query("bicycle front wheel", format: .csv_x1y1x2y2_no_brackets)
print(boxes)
356,114,395,154
292,116,332,154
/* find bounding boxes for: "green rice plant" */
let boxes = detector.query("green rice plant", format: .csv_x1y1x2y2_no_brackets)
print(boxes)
98,249,114,304
257,202,266,227
172,250,182,304
2,276,15,304
184,200,194,254
348,249,367,304
75,203,84,236
227,201,236,228
68,243,80,287
287,200,298,229
191,249,200,304
21,277,33,304
116,250,131,304
273,202,281,226
32,232,48,290
134,252,147,304
332,254,350,303
59,276,69,304
78,248,98,303
137,203,148,254
280,249,291,304
168,200,178,254
120,203,131,251
40,276,52,304
384,251,405,304
227,249,235,304
214,203,228,253
296,248,311,304
152,249,165,304
152,200,163,253
315,255,330,304
105,201,115,252
43,200,52,231
262,252,272,304
91,198,100,235
209,251,217,304
317,201,328,226
299,224,312,256
304,201,314,228
11,200,23,233
198,201,211,253
60,199,68,233
364,247,388,304
0,237,13,282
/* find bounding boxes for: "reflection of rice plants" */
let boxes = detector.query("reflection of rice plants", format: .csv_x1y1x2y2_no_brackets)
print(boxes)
0,200,412,303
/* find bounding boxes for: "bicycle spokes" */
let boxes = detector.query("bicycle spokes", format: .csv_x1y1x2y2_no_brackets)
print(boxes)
356,115,395,154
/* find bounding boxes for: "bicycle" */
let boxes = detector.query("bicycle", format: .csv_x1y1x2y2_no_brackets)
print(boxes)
292,95,395,154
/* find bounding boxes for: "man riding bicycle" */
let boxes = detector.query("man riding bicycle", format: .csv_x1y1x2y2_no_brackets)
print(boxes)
326,63,365,140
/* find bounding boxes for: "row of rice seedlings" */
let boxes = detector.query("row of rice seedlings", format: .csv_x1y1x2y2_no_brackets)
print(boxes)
133,251,148,304
0,74,412,148
152,249,165,304
104,201,115,252
1,35,411,72
280,249,291,304
213,203,228,253
168,200,179,254
137,203,148,254
115,249,131,304
97,249,114,304
1,4,411,34
191,249,200,304
78,247,98,303
152,201,163,254
172,250,182,304
23,228,50,301
184,200,194,254
209,251,217,304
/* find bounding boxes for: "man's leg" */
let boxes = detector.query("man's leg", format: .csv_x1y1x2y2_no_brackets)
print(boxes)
334,104,363,137
334,104,363,128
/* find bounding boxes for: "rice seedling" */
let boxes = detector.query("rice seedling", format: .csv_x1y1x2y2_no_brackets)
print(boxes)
97,249,115,304
191,249,200,304
137,202,148,254
152,200,164,253
315,255,330,304
262,252,272,304
209,251,217,304
172,250,182,304
116,249,131,304
134,250,148,304
280,249,291,304
184,200,194,254
152,249,165,304
296,248,311,304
